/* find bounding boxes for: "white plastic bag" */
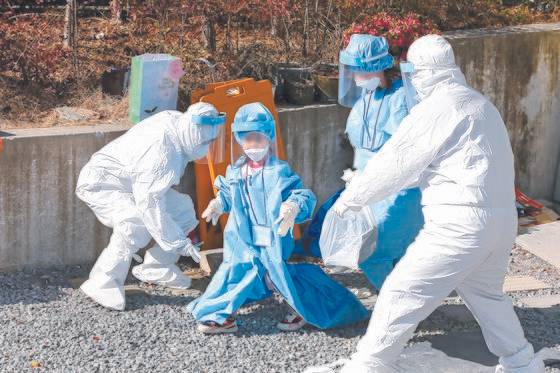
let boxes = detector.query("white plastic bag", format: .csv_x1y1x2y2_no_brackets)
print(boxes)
319,205,377,269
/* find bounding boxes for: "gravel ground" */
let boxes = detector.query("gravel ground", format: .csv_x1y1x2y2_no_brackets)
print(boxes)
1,247,559,373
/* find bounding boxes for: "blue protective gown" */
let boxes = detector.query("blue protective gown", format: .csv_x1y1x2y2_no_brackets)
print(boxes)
187,156,368,329
307,80,424,289
347,79,424,289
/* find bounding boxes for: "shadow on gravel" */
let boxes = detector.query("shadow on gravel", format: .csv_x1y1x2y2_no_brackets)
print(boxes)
418,330,498,367
414,304,560,368
322,319,370,338
233,316,369,338
0,268,81,306
125,293,195,311
329,272,376,291
0,285,66,306
515,304,560,324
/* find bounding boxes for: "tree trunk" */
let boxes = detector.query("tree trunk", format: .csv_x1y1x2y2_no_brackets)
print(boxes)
202,14,216,53
236,19,240,54
224,14,231,53
63,0,77,50
179,13,186,49
271,15,278,36
282,18,291,63
63,0,79,78
63,0,71,48
110,0,122,24
302,0,309,57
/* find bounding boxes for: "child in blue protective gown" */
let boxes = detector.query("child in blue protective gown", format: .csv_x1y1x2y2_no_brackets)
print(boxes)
187,102,368,334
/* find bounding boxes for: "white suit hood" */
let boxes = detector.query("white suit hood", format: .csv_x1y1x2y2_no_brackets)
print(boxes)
177,102,222,160
407,35,467,100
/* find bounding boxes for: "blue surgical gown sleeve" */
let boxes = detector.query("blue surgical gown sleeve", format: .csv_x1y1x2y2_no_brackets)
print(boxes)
383,87,408,136
281,168,317,224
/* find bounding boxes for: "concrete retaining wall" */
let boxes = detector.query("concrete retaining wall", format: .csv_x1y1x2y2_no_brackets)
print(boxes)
1,23,560,270
447,23,560,203
0,107,351,271
0,126,125,271
279,105,352,204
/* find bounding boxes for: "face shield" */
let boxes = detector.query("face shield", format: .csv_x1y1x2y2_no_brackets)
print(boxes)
399,61,419,111
338,47,395,108
192,112,227,164
400,59,464,110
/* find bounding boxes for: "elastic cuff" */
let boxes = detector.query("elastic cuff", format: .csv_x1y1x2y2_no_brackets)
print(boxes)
216,194,227,213
498,343,541,371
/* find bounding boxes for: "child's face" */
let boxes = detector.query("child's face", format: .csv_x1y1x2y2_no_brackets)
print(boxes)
354,71,387,88
354,71,382,84
242,132,270,151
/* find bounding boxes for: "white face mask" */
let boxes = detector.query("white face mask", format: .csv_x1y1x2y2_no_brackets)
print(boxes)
244,146,269,162
356,76,381,91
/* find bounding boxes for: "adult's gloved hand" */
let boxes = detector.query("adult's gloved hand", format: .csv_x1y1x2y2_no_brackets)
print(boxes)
332,199,350,218
180,238,201,263
332,196,364,217
202,198,223,226
340,168,357,186
276,201,300,237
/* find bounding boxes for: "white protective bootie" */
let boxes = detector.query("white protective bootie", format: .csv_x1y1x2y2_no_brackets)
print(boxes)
304,359,381,373
80,241,134,311
132,244,192,289
303,359,351,373
495,358,545,373
495,344,547,373
304,357,397,373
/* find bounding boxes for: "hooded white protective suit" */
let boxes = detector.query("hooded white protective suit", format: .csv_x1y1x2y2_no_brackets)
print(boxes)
314,35,547,373
76,103,222,311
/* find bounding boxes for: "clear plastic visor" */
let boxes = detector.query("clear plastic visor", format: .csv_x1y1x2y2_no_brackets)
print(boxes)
399,61,419,111
338,63,383,108
193,113,227,164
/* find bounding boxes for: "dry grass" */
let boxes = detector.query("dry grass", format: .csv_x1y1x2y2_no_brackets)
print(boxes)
1,2,559,129
0,82,130,130
70,89,129,122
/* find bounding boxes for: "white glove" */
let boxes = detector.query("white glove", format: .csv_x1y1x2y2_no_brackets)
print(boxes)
202,198,223,226
341,168,359,187
332,196,365,217
275,201,300,237
332,199,350,218
303,359,350,373
179,239,201,263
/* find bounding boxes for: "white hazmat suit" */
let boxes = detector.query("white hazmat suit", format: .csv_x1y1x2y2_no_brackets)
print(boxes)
76,103,223,311
319,35,547,372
